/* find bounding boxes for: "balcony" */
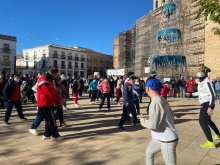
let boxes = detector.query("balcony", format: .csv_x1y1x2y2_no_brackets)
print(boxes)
61,55,66,59
1,48,15,54
68,65,72,69
41,65,46,68
81,58,85,61
75,57,79,61
53,54,58,58
53,64,58,68
25,66,29,69
61,65,66,69
68,56,73,60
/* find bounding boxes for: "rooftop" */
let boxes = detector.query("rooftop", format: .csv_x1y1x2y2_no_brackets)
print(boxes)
0,34,17,42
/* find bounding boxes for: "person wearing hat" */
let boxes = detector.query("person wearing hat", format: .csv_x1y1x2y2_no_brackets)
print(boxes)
141,78,178,165
186,66,220,148
146,70,157,114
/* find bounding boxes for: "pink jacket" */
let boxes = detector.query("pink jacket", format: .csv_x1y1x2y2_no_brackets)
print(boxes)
160,84,169,97
98,81,110,93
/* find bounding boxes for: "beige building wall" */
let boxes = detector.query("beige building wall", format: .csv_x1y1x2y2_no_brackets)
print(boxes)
204,20,220,80
87,50,113,76
113,37,120,69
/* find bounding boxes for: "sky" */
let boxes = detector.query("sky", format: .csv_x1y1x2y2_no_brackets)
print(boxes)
0,0,153,55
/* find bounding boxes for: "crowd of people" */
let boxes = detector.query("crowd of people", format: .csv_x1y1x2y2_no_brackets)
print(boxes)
0,65,220,164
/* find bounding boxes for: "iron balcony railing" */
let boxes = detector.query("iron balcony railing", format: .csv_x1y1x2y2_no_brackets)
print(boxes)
0,48,16,54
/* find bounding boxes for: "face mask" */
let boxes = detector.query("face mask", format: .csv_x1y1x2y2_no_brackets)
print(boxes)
197,72,202,78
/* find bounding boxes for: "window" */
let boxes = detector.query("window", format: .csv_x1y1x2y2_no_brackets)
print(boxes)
26,62,28,69
54,50,57,54
42,60,46,68
34,61,37,68
25,52,29,60
155,0,158,9
34,51,37,59
61,61,65,69
81,63,84,69
3,44,9,53
68,62,72,69
43,50,46,54
53,60,58,67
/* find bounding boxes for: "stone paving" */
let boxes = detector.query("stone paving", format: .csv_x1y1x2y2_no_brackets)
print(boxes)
0,95,220,165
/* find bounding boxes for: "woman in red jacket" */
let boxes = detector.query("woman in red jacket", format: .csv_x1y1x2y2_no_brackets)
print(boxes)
97,77,111,111
186,77,196,99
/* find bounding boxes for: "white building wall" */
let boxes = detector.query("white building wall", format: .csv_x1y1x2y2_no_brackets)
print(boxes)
19,45,88,77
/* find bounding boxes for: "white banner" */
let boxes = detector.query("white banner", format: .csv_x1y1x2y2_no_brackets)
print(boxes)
106,69,124,76
144,67,150,73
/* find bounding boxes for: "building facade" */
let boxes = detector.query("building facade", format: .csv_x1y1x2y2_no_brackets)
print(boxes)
17,44,87,77
114,0,220,78
113,29,135,71
74,46,113,77
0,34,17,77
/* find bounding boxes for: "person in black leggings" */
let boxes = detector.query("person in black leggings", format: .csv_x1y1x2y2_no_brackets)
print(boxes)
186,66,220,148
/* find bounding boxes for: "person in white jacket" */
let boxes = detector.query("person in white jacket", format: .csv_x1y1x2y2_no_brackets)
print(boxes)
186,66,220,148
140,79,178,165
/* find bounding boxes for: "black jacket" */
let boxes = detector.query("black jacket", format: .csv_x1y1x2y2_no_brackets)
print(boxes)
3,79,19,101
72,80,79,94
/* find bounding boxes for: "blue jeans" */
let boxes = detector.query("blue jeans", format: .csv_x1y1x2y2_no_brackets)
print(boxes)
179,87,185,98
4,100,25,122
30,109,44,129
215,89,220,100
146,138,178,165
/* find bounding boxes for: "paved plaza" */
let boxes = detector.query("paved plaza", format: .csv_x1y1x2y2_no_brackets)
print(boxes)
0,95,220,165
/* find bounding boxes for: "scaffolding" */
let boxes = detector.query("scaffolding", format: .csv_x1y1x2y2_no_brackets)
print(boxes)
135,8,162,76
133,0,205,78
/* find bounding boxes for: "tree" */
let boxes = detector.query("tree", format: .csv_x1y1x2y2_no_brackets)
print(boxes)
194,0,220,35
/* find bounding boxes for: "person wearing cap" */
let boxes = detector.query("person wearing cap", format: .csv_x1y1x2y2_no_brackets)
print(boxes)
72,76,81,107
186,66,220,148
140,78,178,165
118,76,140,130
146,70,157,114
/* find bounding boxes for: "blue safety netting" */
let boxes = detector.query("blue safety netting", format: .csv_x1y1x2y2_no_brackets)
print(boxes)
150,55,186,67
157,28,181,43
163,3,176,19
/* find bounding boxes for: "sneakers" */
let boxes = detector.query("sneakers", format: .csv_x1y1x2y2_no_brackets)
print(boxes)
213,134,220,140
133,120,141,125
98,108,101,111
75,104,79,107
29,129,39,136
42,135,51,140
118,125,125,131
200,140,216,148
4,121,9,125
63,106,68,110
51,136,64,141
60,122,68,127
